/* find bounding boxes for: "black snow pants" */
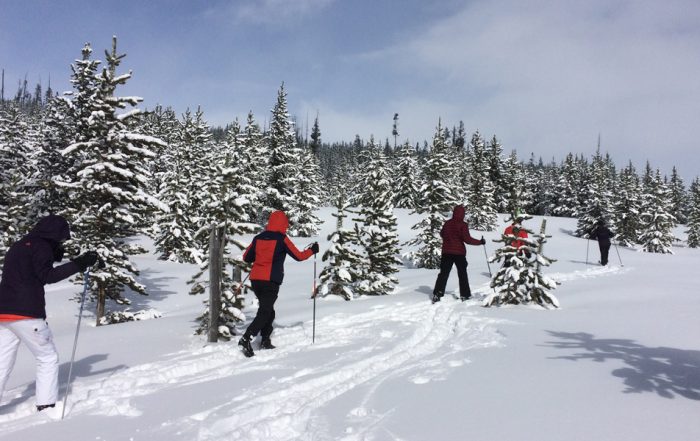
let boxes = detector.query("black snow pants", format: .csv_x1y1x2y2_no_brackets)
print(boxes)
433,254,471,298
599,241,611,266
245,280,280,339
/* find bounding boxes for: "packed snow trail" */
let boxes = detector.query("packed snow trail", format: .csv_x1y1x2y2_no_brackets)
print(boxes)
0,264,626,439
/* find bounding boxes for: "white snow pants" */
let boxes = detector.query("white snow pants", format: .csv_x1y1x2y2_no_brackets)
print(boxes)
0,319,59,406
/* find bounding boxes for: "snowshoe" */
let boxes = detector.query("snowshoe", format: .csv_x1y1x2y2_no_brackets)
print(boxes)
238,336,255,357
260,338,276,350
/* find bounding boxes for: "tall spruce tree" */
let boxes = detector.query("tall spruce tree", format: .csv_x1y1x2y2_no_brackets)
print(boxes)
686,178,700,248
487,135,509,213
190,120,257,339
351,140,401,296
154,108,209,264
668,166,687,224
56,38,166,324
464,131,497,230
638,169,677,253
0,103,33,262
241,111,268,226
576,149,614,237
265,84,302,225
501,151,527,216
405,119,456,269
551,153,580,217
318,192,363,300
393,140,421,209
612,162,641,246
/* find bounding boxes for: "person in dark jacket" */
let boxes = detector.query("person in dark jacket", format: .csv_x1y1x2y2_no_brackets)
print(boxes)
590,219,616,266
238,211,318,357
0,214,97,411
432,205,485,302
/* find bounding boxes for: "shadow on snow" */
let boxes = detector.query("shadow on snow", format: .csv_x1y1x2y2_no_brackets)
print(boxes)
544,331,700,400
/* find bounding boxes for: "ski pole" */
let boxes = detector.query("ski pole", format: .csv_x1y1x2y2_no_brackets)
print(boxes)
586,238,590,265
613,241,623,266
61,269,91,420
233,271,251,297
312,252,317,344
482,237,492,277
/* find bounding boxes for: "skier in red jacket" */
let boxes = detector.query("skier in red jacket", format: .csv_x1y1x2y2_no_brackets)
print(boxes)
432,205,485,302
238,211,318,357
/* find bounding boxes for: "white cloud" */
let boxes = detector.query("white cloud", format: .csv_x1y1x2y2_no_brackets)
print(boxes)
226,0,335,25
344,0,700,176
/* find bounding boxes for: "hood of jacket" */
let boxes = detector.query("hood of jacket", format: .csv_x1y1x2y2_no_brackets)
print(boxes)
266,211,289,234
29,214,71,243
451,205,465,222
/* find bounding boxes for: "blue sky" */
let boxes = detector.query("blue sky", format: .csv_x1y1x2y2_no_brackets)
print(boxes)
2,0,699,180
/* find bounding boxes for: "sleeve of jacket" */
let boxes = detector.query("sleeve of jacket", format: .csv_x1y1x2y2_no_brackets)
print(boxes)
243,239,256,263
460,223,482,246
283,237,313,261
33,246,81,284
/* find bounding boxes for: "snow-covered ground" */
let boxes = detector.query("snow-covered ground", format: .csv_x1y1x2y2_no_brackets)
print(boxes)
1,209,698,441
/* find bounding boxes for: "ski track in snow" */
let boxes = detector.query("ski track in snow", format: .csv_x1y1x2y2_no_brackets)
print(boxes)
0,264,628,439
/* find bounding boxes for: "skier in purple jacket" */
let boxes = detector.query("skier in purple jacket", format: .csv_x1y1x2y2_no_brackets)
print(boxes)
0,214,97,411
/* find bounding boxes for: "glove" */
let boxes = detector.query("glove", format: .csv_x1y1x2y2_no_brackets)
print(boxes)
310,242,320,254
53,244,66,262
480,238,486,245
72,251,99,272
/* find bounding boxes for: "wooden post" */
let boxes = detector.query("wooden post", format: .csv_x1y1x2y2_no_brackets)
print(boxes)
536,219,547,273
96,284,105,326
208,227,224,343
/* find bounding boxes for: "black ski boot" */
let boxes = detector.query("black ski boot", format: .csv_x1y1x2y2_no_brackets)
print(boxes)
37,403,55,412
460,295,471,302
260,337,276,350
238,336,254,358
431,292,442,303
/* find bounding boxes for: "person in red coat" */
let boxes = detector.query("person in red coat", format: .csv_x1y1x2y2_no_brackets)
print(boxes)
238,210,318,357
432,205,485,302
502,215,532,267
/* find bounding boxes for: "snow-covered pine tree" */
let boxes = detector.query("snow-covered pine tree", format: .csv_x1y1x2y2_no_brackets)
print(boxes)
501,150,527,216
241,110,268,226
686,178,700,248
487,135,509,213
190,119,257,339
154,108,209,263
638,169,677,253
392,141,421,209
318,192,364,300
668,166,687,224
33,93,78,216
140,105,178,202
612,161,641,246
290,148,322,237
265,83,304,229
0,103,33,261
56,38,167,324
351,140,401,296
551,153,580,217
576,149,614,237
464,131,497,230
484,218,559,309
404,119,456,269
